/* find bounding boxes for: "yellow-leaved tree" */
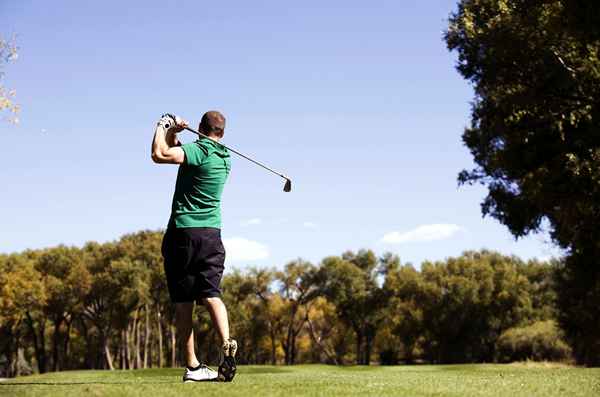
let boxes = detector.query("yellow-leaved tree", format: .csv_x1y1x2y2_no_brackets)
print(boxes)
0,35,19,123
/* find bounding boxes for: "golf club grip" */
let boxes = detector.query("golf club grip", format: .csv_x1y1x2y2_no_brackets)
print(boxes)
183,127,287,180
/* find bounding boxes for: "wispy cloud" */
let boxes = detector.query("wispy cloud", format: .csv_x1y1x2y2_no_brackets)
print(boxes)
241,218,262,227
381,224,464,244
223,237,269,262
303,221,318,229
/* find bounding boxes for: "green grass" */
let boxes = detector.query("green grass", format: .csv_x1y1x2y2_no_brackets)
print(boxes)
1,364,599,396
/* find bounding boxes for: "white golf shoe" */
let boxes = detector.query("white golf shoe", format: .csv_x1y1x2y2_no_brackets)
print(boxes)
182,363,218,383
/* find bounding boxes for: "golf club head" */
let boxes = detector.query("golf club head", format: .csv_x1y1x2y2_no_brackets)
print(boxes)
283,178,292,192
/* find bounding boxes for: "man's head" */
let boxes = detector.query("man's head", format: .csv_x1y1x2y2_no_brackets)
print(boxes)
199,111,226,139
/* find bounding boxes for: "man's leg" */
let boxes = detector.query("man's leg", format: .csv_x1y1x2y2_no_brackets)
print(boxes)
203,296,237,382
202,297,229,342
175,302,200,368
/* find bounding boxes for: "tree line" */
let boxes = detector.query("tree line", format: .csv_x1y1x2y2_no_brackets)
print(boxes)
0,230,574,377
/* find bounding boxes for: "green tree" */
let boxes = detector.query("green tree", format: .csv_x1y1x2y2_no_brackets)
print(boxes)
221,270,270,364
316,250,386,365
520,258,558,321
115,231,164,369
81,242,149,370
381,255,424,364
0,254,45,376
445,0,600,365
36,246,91,371
419,251,532,363
305,296,349,364
249,268,286,364
275,259,318,365
554,253,600,365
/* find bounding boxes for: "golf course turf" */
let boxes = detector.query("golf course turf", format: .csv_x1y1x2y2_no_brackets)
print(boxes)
1,364,599,396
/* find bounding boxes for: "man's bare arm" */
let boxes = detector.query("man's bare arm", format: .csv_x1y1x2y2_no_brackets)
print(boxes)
166,128,180,147
151,115,187,164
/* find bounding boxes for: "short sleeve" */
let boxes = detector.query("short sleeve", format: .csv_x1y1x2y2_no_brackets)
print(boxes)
181,142,208,166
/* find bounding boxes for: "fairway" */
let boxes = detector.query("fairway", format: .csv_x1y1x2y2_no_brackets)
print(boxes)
1,364,599,397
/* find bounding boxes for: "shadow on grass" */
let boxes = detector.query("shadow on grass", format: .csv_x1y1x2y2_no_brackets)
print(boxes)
0,381,178,386
0,366,292,385
239,366,293,375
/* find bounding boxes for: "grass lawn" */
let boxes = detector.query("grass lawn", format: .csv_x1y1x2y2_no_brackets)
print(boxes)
1,363,599,397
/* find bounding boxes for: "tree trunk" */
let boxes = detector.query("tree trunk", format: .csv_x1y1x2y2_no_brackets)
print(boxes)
135,314,142,369
103,335,114,370
63,319,72,370
130,310,138,369
270,328,277,365
13,332,19,377
157,310,163,368
306,316,338,365
355,329,363,365
25,312,48,373
365,331,373,365
104,341,115,371
78,317,93,369
119,331,125,369
143,305,150,368
290,332,297,365
4,328,15,377
148,328,153,368
15,346,24,377
170,323,177,367
123,324,131,369
52,320,62,372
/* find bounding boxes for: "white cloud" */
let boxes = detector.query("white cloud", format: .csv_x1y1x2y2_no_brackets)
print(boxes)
303,221,318,229
223,237,269,262
241,218,262,227
381,224,464,244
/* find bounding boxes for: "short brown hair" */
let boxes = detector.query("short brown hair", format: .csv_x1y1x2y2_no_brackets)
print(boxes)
199,111,226,138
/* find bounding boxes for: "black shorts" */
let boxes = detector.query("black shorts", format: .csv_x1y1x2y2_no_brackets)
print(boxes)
161,227,226,303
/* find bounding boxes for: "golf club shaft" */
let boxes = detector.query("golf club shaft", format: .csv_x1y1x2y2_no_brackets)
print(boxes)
183,126,288,180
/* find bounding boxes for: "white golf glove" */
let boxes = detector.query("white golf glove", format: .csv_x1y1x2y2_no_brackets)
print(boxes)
157,113,177,131
158,113,187,132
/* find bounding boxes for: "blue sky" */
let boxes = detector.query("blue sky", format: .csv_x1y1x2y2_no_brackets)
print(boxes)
0,0,563,269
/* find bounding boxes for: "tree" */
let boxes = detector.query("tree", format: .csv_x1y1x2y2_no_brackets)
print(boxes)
248,268,286,364
221,270,270,364
81,242,150,370
446,0,600,365
419,251,532,363
275,260,318,365
35,246,91,371
305,297,347,364
381,256,424,364
115,231,164,369
0,254,45,376
316,250,386,364
520,258,558,321
0,35,19,123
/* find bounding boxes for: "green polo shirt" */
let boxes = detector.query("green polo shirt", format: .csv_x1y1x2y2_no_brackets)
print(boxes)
168,138,231,229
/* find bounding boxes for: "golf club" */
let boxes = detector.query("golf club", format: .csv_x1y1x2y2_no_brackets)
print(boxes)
178,120,292,192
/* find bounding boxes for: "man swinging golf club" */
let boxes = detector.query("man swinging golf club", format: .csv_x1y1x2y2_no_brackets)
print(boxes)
151,111,237,383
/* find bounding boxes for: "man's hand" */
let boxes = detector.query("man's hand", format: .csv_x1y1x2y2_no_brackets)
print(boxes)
173,115,189,132
159,114,188,132
152,114,186,164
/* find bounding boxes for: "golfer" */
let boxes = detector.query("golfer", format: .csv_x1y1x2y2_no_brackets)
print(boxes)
151,111,237,382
